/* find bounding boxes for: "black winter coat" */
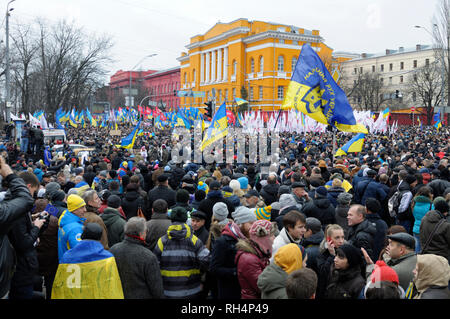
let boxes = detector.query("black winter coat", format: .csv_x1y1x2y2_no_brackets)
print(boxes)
198,191,235,231
0,174,35,297
301,197,336,227
121,190,147,220
347,219,377,261
148,185,176,210
325,266,365,299
260,183,280,206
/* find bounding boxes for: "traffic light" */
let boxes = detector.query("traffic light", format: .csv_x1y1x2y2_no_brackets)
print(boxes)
204,101,213,118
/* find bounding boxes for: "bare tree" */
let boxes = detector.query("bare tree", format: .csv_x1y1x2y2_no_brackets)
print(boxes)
10,23,40,114
407,62,444,124
349,72,387,111
432,0,450,107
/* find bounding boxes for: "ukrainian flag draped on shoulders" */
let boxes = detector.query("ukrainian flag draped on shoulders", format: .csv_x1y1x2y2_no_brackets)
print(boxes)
200,102,228,151
282,43,367,133
51,240,124,299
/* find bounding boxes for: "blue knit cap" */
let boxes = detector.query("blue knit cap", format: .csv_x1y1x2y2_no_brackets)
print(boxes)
237,176,249,190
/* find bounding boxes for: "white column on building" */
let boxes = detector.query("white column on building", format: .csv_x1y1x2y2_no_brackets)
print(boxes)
217,49,222,82
200,53,204,83
211,50,216,82
223,47,228,81
206,51,210,83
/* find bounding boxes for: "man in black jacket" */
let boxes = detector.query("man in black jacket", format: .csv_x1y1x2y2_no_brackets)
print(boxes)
148,174,176,210
0,156,35,299
260,174,280,206
8,171,46,299
347,204,377,261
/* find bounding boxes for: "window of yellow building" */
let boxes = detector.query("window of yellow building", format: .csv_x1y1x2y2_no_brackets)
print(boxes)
250,58,255,73
277,86,284,100
278,56,284,71
291,56,297,71
259,56,264,72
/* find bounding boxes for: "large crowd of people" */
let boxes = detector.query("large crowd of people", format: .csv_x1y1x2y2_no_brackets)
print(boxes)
0,120,449,300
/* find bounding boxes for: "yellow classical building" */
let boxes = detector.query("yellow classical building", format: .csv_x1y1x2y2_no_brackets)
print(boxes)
177,18,334,112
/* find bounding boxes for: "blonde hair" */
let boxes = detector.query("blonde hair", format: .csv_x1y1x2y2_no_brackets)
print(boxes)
324,224,343,238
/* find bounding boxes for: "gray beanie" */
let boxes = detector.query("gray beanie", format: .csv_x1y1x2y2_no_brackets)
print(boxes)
232,206,257,225
213,202,229,225
337,192,353,205
279,194,297,209
45,182,61,199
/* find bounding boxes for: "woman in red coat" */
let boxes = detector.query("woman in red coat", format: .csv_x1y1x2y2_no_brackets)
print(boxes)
235,220,276,299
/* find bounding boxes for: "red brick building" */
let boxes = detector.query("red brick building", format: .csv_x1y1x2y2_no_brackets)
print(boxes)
143,66,181,112
108,67,181,111
108,69,157,107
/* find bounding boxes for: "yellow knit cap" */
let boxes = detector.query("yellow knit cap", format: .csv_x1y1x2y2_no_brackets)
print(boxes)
274,243,303,274
67,194,86,212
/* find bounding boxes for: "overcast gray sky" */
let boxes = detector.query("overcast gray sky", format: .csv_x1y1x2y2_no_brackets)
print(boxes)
4,0,442,82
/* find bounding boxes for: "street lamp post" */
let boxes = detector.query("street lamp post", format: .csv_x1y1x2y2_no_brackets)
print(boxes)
5,0,15,123
128,54,157,108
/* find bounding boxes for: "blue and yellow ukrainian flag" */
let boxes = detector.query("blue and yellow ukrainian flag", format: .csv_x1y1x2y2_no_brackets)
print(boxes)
382,108,390,119
200,102,228,151
434,111,442,130
417,117,422,130
51,240,124,299
86,108,97,127
235,98,248,106
116,120,141,149
282,43,367,134
335,133,366,157
69,110,78,128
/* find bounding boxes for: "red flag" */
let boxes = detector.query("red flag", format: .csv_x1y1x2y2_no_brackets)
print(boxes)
138,105,144,114
145,107,151,115
226,110,236,125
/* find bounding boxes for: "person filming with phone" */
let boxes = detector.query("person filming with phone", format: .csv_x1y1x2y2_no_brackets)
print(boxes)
0,156,36,299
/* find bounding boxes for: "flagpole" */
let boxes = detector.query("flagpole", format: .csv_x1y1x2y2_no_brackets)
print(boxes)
273,109,283,130
332,126,337,164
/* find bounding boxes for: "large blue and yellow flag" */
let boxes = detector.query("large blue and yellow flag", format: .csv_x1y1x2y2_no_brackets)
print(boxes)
335,133,366,157
382,107,390,119
434,111,442,130
282,43,367,133
200,102,228,151
235,98,248,106
116,120,141,149
51,240,124,299
69,109,78,128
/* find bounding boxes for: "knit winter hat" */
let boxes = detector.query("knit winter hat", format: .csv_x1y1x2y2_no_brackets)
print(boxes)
370,260,399,285
67,194,86,212
279,194,297,209
433,196,449,214
229,179,241,192
237,176,249,190
315,186,328,198
169,206,188,223
45,182,61,199
51,190,66,202
197,181,209,194
213,202,229,225
337,192,353,205
274,243,303,274
107,195,121,209
254,206,272,221
232,206,257,225
249,219,274,255
336,244,363,269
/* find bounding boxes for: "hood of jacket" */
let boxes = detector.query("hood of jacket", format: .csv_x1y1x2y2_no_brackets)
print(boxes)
166,222,192,240
414,195,432,204
303,230,325,247
336,205,350,218
221,221,246,241
314,197,331,209
124,190,140,201
398,180,411,192
415,254,450,293
102,207,125,226
327,187,345,196
261,183,279,196
236,238,267,259
257,263,287,293
59,209,86,228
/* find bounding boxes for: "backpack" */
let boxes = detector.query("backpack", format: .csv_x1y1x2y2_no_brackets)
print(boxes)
387,190,405,218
